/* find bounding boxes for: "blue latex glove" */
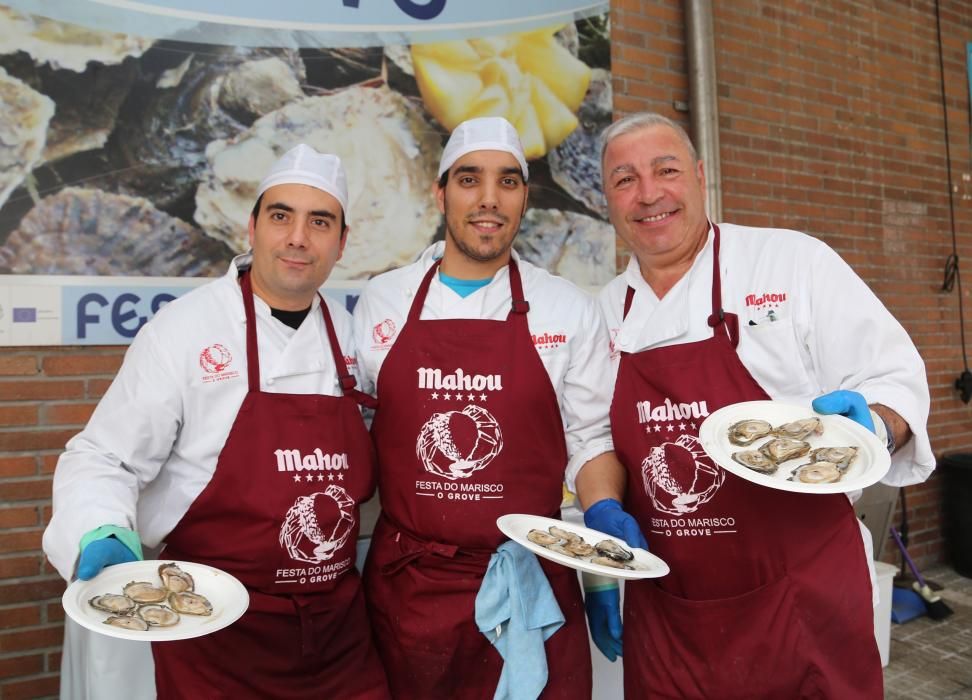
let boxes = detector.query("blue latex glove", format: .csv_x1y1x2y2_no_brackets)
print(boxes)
811,390,875,433
585,587,622,662
584,498,649,551
76,537,138,580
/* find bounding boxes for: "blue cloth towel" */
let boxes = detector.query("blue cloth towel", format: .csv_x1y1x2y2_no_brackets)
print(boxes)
475,540,565,700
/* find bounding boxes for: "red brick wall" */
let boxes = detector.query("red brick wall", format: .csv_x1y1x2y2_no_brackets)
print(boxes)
3,0,972,694
0,348,122,697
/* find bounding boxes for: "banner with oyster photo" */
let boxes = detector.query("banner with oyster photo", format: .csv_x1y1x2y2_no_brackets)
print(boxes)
0,0,612,345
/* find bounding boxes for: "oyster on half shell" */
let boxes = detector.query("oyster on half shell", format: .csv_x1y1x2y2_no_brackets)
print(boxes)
774,418,823,441
790,461,842,484
137,604,180,627
158,563,194,593
88,593,137,615
169,591,213,616
728,419,773,446
809,446,858,470
759,438,811,464
732,449,777,474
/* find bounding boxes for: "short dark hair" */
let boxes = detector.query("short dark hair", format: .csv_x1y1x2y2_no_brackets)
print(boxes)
250,194,346,233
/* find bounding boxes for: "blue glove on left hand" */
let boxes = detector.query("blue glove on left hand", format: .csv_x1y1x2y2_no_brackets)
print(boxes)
584,498,649,551
585,587,623,662
76,537,138,580
811,390,875,433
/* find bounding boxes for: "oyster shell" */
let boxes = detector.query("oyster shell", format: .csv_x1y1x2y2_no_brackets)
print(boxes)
137,604,180,627
0,67,54,209
515,209,615,287
563,541,596,557
547,68,611,217
546,543,579,558
169,591,213,616
791,461,842,484
548,526,581,544
809,447,858,470
759,438,811,464
732,449,777,474
527,529,560,546
0,187,230,276
88,594,137,614
728,419,773,446
158,563,194,593
0,6,152,72
774,418,823,441
194,85,442,278
104,615,149,631
122,581,169,604
595,539,634,562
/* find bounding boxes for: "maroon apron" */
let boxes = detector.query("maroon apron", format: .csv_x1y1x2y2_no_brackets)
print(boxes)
363,259,592,700
611,226,883,699
153,271,390,700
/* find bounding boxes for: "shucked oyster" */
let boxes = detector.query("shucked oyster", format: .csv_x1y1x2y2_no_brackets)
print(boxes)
732,449,777,474
137,604,180,627
809,447,858,470
123,581,168,604
595,539,634,562
791,461,842,484
759,438,811,464
728,419,773,446
159,563,194,593
169,591,213,616
774,418,823,441
89,594,137,614
104,615,149,631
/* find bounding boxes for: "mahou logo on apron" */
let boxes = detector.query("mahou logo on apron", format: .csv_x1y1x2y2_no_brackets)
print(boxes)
413,365,507,501
637,396,723,516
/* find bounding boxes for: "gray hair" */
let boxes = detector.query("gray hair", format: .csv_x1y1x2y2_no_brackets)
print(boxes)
600,112,699,164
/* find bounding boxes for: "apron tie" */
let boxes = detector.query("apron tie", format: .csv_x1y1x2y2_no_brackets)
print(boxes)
380,525,492,576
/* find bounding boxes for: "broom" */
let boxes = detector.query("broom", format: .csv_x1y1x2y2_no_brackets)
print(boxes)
889,526,953,620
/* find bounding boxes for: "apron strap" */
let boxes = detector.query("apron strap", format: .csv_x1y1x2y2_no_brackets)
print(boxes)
623,286,635,320
407,257,530,322
240,270,261,393
704,223,740,348
318,294,378,409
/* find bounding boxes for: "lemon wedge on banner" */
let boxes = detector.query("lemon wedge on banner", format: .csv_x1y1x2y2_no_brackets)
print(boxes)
412,26,592,160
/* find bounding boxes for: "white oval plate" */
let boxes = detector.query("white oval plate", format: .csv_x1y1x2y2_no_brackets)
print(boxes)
496,514,669,580
698,400,891,494
62,560,249,642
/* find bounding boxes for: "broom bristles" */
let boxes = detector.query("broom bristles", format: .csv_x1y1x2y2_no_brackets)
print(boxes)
913,581,954,620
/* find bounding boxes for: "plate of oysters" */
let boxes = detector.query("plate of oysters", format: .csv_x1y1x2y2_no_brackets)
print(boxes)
496,514,669,580
62,560,249,641
698,400,891,494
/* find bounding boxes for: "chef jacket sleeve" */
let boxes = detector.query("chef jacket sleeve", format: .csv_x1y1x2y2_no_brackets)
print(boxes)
804,243,933,486
562,293,617,492
42,321,183,581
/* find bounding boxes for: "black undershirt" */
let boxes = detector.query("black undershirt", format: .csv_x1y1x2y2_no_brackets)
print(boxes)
271,306,311,330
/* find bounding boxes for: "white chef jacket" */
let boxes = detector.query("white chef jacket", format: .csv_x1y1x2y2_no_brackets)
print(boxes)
43,253,360,581
352,242,615,481
600,223,933,603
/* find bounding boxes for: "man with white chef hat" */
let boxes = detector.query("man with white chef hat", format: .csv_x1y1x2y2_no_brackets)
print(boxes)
574,112,934,698
43,144,390,699
352,116,625,698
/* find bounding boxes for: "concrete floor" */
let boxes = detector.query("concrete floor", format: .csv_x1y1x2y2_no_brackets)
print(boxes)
884,566,972,699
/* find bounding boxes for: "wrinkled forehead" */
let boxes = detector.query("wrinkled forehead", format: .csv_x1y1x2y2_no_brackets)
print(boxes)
602,125,695,174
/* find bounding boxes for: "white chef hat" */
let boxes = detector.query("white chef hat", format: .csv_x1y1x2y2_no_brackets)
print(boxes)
437,117,529,180
257,144,350,224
